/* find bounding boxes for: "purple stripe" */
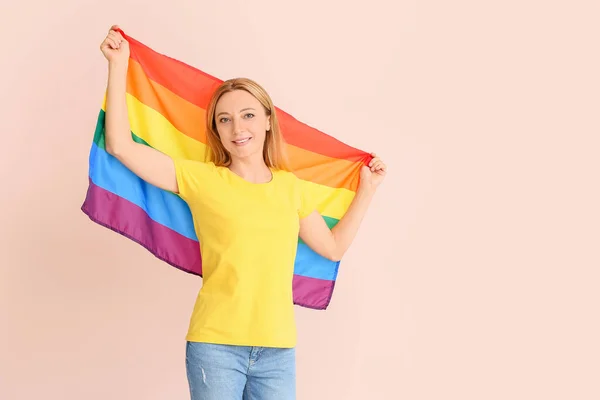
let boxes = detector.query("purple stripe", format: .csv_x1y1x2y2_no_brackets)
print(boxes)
292,275,336,310
81,180,203,276
81,179,336,310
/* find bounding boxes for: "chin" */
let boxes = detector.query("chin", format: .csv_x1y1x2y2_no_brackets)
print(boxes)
229,146,261,160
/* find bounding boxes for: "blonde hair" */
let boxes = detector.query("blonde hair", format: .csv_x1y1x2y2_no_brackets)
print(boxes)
205,78,289,170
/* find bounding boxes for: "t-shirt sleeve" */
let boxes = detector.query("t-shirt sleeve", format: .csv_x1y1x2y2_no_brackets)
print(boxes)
172,158,216,202
297,176,319,219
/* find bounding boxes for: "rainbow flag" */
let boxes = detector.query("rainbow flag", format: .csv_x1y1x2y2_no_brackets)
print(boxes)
81,31,371,310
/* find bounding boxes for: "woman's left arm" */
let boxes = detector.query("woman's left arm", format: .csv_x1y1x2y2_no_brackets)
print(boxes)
299,153,387,261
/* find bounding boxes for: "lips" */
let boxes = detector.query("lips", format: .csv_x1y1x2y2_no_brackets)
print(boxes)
233,137,252,145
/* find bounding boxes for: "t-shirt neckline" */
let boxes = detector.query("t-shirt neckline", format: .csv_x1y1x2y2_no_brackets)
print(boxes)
224,167,276,186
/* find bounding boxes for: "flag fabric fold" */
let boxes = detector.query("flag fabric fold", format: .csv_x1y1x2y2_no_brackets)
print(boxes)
81,31,371,310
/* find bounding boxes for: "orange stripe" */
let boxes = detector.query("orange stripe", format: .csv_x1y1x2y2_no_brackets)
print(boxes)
127,59,207,143
126,59,365,191
285,146,363,192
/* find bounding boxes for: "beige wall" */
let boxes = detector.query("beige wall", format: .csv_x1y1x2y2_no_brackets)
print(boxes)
2,0,599,399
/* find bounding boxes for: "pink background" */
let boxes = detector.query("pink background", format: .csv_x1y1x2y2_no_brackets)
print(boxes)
2,0,599,399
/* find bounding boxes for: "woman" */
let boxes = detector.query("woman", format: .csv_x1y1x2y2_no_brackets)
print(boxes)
100,26,386,400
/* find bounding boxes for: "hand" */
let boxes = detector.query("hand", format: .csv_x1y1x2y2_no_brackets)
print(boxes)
100,25,130,65
359,152,387,193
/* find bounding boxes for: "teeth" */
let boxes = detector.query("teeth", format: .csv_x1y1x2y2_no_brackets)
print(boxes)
235,138,250,144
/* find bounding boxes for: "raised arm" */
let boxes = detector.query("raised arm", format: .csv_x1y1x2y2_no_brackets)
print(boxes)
299,154,387,261
101,26,178,193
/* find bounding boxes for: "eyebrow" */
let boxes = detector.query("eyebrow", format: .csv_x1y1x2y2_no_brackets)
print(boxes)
216,107,256,117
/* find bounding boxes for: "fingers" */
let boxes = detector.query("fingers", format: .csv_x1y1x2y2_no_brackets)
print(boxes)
104,37,118,49
108,32,123,49
368,155,383,167
103,28,126,50
109,30,124,41
367,154,386,174
370,162,386,174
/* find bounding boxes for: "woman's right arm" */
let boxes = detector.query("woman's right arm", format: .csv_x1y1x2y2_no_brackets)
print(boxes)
101,26,178,193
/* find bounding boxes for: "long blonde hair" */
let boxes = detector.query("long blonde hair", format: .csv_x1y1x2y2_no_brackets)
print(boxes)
205,78,289,170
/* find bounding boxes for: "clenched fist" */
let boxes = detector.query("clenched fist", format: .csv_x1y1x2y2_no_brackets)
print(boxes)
100,25,129,65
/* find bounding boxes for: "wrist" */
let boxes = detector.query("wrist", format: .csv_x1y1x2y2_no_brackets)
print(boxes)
356,184,376,198
108,60,129,72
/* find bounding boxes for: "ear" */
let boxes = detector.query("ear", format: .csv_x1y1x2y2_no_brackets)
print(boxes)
266,118,271,132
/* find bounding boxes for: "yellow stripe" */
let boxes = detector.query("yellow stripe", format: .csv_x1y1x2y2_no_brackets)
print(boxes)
302,182,355,220
101,93,207,159
130,93,208,159
102,94,354,219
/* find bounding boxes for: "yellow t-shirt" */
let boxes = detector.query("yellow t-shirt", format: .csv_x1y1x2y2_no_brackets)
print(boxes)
172,159,315,348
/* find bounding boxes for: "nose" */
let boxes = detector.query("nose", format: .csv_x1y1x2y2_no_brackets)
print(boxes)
232,117,244,135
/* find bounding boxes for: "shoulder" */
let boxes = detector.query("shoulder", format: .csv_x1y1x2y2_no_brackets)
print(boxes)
272,169,302,189
173,159,223,184
173,159,221,199
276,170,319,217
173,159,217,174
273,169,297,180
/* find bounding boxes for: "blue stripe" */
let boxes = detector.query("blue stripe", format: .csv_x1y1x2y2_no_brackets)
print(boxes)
88,142,338,282
88,142,198,240
293,242,340,281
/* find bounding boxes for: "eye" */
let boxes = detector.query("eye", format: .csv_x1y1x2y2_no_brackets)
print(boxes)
219,117,230,123
244,113,255,119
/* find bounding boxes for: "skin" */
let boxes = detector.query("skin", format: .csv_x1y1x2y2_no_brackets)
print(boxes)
100,25,387,262
213,90,273,183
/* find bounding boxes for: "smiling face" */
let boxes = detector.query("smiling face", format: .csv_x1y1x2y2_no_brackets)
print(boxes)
214,89,271,164
205,78,289,170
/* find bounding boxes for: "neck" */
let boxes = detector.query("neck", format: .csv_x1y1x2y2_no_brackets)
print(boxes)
229,154,272,183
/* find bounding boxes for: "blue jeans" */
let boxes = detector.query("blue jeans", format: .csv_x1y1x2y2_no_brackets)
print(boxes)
185,341,296,400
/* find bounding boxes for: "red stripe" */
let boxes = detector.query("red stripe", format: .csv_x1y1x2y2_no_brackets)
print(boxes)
120,30,369,163
81,180,203,276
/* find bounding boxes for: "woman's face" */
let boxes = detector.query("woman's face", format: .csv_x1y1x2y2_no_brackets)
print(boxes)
214,90,270,163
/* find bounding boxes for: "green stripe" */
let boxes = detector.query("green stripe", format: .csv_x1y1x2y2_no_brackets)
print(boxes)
298,216,339,245
93,110,150,149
